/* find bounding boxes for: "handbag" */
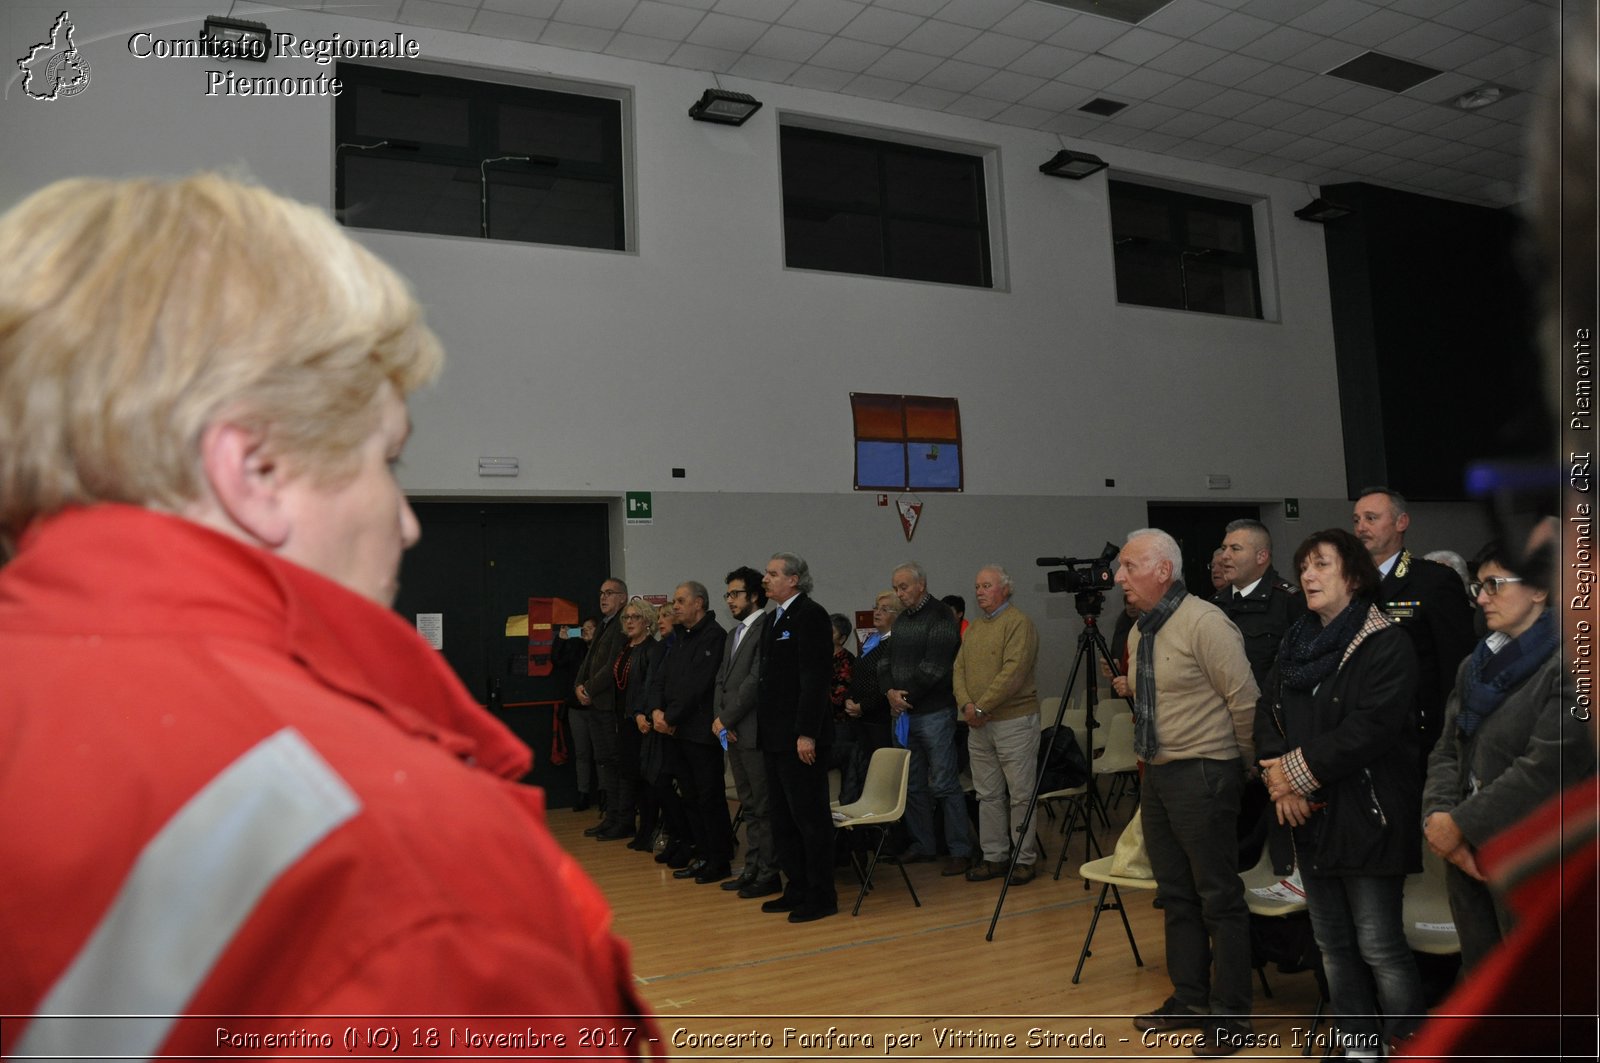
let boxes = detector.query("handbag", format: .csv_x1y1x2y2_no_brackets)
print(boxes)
1109,807,1153,878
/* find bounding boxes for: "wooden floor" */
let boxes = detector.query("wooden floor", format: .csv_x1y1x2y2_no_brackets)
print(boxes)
554,797,1332,1060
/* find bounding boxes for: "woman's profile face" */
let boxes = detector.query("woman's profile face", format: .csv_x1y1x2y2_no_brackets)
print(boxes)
1476,561,1547,639
275,384,418,606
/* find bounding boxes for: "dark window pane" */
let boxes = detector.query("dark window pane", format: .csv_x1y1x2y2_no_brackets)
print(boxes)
488,175,618,249
1110,195,1171,243
886,219,985,286
341,155,479,237
1114,244,1184,310
781,132,879,209
498,103,610,163
883,150,982,222
785,211,885,276
1109,180,1261,318
353,83,470,146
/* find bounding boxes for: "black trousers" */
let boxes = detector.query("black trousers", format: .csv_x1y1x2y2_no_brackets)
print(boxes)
673,740,732,866
766,749,838,910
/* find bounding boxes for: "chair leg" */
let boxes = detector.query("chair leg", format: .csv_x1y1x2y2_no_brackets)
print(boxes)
1256,965,1273,998
852,826,890,916
1072,881,1112,984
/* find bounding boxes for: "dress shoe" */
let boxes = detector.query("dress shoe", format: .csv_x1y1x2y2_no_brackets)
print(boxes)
655,841,690,866
572,792,591,813
673,858,707,880
760,894,804,914
964,860,1002,882
738,875,783,899
583,820,609,837
1008,863,1037,885
595,822,633,841
720,868,758,892
1132,999,1207,1033
626,834,653,851
694,863,732,884
787,903,838,924
1191,1021,1252,1057
941,856,973,877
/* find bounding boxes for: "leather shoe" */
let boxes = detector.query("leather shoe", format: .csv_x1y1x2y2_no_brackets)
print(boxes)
595,822,633,841
941,856,973,877
787,903,838,924
673,859,707,880
964,860,1002,882
694,863,732,884
720,868,758,892
626,835,653,851
739,875,783,899
761,894,804,914
1008,863,1037,885
1192,1021,1252,1057
582,820,609,837
1133,999,1207,1033
572,792,591,813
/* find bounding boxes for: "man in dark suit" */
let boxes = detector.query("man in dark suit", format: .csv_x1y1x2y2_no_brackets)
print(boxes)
756,551,838,924
1354,487,1476,765
711,566,777,898
569,577,628,816
647,581,730,884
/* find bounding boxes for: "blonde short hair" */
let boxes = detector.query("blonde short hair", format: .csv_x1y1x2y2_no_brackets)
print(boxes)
624,599,659,631
0,173,442,539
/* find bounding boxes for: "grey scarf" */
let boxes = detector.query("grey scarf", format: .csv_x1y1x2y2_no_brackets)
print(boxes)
1133,580,1188,761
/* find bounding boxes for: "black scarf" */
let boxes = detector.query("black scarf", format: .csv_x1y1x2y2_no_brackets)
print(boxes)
1133,580,1188,760
1277,598,1367,693
1459,609,1558,737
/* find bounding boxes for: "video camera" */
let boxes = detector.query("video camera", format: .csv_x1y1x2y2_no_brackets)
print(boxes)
1038,542,1119,594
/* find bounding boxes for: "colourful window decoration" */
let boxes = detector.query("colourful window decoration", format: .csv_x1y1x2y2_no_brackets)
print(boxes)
851,393,963,492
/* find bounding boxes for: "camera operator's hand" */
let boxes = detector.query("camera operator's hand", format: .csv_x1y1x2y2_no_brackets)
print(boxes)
1110,675,1130,698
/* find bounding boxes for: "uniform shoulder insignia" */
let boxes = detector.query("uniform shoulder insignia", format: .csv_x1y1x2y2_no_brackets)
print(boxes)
1394,549,1413,579
1274,577,1299,594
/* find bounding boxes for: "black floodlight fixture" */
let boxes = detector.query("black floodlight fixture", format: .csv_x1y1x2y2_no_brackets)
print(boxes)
1294,197,1356,223
688,88,763,126
202,15,271,62
1039,149,1109,180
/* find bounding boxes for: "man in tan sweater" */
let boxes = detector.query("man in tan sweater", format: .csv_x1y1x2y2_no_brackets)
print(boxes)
953,565,1041,885
1112,529,1259,1058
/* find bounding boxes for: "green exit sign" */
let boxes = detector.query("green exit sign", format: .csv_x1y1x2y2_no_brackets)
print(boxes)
1284,498,1300,521
625,491,653,525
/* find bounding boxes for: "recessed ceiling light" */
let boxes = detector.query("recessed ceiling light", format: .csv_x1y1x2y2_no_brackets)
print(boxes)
1079,97,1128,117
1454,83,1510,110
1325,51,1442,94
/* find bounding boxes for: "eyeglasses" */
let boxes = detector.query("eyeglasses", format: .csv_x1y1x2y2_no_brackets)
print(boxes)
600,588,625,597
621,612,643,620
724,589,748,599
1470,576,1524,597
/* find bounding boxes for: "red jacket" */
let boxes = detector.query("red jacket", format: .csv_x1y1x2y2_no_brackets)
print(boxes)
0,506,655,1058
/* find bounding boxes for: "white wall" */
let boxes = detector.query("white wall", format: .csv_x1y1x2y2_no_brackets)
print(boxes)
2,0,1499,641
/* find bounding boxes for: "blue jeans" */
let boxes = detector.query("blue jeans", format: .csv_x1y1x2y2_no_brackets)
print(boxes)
1302,873,1425,1053
903,709,973,858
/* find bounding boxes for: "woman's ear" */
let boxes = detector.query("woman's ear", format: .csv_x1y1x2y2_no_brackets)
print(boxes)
193,419,293,548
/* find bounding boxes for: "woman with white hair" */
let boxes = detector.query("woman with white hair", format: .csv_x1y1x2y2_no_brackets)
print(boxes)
0,174,649,1055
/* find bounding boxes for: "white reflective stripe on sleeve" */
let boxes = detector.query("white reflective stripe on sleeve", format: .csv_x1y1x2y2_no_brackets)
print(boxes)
17,727,362,1061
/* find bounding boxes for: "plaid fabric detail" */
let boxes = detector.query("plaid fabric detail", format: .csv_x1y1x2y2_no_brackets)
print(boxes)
1281,747,1321,797
1339,604,1393,669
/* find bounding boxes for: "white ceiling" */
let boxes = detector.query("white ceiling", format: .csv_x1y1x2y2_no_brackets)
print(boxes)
308,0,1560,209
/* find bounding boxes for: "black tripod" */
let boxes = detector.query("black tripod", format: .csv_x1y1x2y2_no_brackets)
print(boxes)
986,592,1132,941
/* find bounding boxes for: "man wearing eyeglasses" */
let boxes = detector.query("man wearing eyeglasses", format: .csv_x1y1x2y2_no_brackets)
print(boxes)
571,578,629,814
1353,488,1475,766
712,567,779,899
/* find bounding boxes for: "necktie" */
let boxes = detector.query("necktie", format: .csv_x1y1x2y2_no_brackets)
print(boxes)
732,623,745,655
774,605,785,625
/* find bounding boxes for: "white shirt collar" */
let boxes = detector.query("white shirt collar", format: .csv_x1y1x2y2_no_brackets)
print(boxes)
1236,577,1263,598
773,592,801,612
1377,551,1400,577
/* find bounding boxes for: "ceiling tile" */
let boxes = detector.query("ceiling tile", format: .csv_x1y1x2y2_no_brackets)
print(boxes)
1046,16,1132,53
1419,32,1505,71
1336,10,1424,50
1459,45,1540,81
604,32,680,61
1346,124,1412,152
953,31,1035,67
687,13,768,51
1114,100,1185,129
1193,53,1274,87
1234,64,1313,97
787,64,856,90
1288,0,1381,36
1040,111,1107,137
993,102,1055,128
728,53,801,80
897,83,962,108
1150,78,1227,108
1099,27,1185,66
1191,118,1261,146
1279,74,1352,105
1381,20,1463,62
1280,36,1368,74
1155,109,1223,138
840,6,923,46
867,48,945,81
1191,11,1279,50
1009,44,1091,79
1388,0,1458,17
1140,0,1232,37
1104,66,1185,99
1057,53,1139,90
552,0,634,31
1319,114,1380,142
1127,129,1186,153
399,0,477,32
844,73,912,100
713,0,794,19
898,19,984,57
621,2,705,40
750,25,830,61
920,58,994,92
1320,83,1392,115
1355,94,1435,123
808,37,889,71
1237,24,1321,63
667,41,743,70
1234,127,1299,153
936,0,1026,31
1146,40,1231,76
780,0,864,35
1088,122,1149,145
469,10,548,42
1273,106,1341,135
1239,0,1322,19
1192,87,1269,118
1019,80,1091,110
942,94,1008,119
1478,5,1556,46
991,2,1079,40
876,0,948,13
971,70,1048,103
541,21,618,50
1435,0,1520,34
483,0,562,16
1236,97,1303,125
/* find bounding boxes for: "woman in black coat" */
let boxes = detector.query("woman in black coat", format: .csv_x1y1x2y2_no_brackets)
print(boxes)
1257,528,1425,1058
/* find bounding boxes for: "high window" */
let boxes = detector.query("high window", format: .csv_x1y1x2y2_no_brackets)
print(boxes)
335,63,626,250
1110,180,1262,318
851,393,963,491
781,126,992,288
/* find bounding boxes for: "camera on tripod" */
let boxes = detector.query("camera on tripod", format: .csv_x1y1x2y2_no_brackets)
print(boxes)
1037,542,1118,594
